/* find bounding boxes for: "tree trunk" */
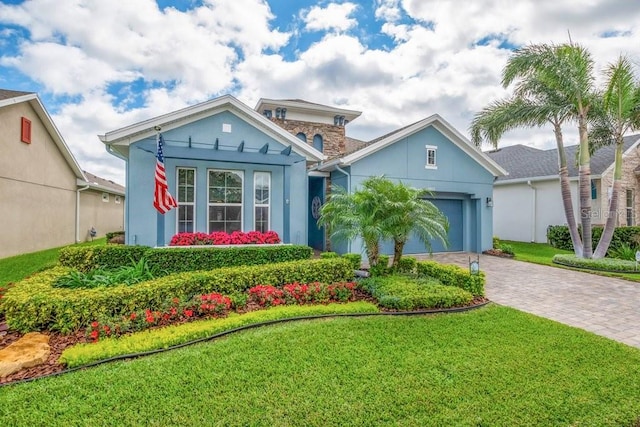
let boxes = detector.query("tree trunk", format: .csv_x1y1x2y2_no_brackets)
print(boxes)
593,141,623,258
392,239,406,269
365,238,380,266
553,122,583,257
578,117,593,258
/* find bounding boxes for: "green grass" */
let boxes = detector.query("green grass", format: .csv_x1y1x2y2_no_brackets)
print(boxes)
2,305,639,426
0,238,106,287
504,240,640,282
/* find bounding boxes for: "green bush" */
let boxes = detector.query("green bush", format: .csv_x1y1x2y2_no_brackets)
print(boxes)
608,243,637,261
59,302,380,368
54,258,155,289
320,252,339,259
370,254,390,277
498,244,515,255
396,256,417,274
105,231,125,241
415,260,485,296
341,253,362,270
59,245,313,274
361,275,473,310
493,236,500,249
1,258,354,334
552,254,640,272
547,225,640,254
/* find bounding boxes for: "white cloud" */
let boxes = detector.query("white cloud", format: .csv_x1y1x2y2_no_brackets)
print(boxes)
375,0,402,22
302,2,358,32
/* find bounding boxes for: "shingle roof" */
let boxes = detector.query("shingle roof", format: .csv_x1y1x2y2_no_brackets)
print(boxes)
486,134,640,182
0,89,34,101
83,171,125,194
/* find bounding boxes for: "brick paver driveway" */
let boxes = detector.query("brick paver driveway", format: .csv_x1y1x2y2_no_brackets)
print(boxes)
420,253,640,349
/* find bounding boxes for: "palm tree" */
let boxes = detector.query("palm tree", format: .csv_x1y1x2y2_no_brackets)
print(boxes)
471,43,596,257
317,182,387,267
361,177,449,268
591,56,640,258
318,176,449,268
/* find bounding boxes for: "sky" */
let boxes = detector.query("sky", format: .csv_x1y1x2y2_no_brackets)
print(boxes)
1,0,639,186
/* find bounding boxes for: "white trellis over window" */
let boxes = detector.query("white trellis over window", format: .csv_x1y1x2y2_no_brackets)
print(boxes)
254,172,271,232
208,170,243,233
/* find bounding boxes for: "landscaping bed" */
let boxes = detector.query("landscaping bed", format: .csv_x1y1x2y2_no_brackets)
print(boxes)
552,254,640,273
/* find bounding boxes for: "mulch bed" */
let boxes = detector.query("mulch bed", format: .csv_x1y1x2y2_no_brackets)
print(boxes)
482,249,514,258
0,292,488,386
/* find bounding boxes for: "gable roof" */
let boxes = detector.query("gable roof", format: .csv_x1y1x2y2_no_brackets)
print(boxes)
486,134,640,183
81,171,125,196
318,114,507,177
0,89,86,181
100,94,324,162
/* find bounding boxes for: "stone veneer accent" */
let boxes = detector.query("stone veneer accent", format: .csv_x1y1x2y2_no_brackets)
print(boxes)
270,118,346,157
599,145,640,226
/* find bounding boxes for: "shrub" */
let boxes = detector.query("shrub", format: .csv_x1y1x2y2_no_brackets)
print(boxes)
493,236,501,249
341,253,362,270
370,254,390,277
59,302,380,368
169,231,281,246
608,243,637,261
1,258,354,333
498,244,515,256
320,252,339,259
552,254,640,272
547,225,640,254
54,258,155,289
59,245,312,275
248,282,358,307
361,275,473,310
105,231,125,241
396,256,417,274
59,245,149,272
415,260,485,296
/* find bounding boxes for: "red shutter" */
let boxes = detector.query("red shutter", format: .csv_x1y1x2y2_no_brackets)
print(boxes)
21,117,32,144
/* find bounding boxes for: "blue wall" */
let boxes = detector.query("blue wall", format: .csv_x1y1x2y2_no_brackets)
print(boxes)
330,125,495,256
125,111,308,247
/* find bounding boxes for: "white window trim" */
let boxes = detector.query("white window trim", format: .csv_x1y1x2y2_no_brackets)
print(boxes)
102,192,109,202
176,167,196,234
425,145,437,169
254,171,271,232
207,169,244,233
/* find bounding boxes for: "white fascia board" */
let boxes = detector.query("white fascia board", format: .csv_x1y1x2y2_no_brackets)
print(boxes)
100,95,325,162
77,178,125,196
338,114,507,177
0,93,38,108
494,174,600,186
255,98,362,122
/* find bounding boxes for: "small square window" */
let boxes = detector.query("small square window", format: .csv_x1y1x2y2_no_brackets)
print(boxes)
115,195,121,204
21,117,32,144
222,123,232,133
102,192,109,202
425,145,437,169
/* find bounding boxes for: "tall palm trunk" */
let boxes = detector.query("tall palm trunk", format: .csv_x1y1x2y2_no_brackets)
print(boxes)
365,238,380,266
593,140,623,258
578,117,593,258
392,239,406,269
554,123,583,257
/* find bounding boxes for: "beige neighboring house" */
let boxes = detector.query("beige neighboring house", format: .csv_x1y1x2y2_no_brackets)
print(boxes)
0,89,125,259
487,134,640,243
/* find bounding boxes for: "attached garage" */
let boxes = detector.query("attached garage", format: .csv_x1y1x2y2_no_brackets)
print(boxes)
319,114,506,255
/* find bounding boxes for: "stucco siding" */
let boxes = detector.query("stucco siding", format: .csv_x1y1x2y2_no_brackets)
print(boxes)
494,179,579,243
599,145,640,226
79,189,124,241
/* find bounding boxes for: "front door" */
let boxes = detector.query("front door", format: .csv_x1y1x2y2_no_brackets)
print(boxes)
308,177,325,251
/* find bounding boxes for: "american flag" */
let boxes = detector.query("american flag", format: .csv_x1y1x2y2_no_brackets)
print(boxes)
153,133,178,214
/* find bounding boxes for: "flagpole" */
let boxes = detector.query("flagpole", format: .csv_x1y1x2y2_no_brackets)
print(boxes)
155,126,165,247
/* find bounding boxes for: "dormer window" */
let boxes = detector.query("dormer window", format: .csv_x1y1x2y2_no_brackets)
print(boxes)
263,110,272,119
296,132,307,143
425,145,437,169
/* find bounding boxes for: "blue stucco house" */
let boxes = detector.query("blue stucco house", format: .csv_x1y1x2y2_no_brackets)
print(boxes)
100,95,506,253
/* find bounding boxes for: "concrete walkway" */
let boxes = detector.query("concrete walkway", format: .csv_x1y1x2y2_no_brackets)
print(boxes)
418,253,640,349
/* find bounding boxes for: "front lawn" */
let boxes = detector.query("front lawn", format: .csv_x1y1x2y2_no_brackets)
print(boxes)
1,305,639,426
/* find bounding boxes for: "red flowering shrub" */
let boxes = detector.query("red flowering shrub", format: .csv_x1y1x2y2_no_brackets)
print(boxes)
248,285,285,307
169,231,281,246
248,281,358,307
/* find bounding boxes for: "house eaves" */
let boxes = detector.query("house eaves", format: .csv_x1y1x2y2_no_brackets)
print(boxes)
493,174,595,186
99,94,325,162
318,114,507,177
254,98,362,123
0,92,86,182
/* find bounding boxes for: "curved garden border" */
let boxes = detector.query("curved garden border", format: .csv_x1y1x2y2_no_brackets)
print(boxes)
552,257,640,274
0,300,491,388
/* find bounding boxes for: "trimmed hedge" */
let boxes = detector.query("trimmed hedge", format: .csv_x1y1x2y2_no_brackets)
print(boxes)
416,260,485,296
552,254,640,273
1,258,353,334
59,245,313,274
341,253,362,270
547,225,640,253
362,275,473,310
59,302,380,368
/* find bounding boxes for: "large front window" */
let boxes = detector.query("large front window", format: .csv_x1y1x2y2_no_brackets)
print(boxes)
208,170,243,233
177,168,196,233
254,172,271,233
